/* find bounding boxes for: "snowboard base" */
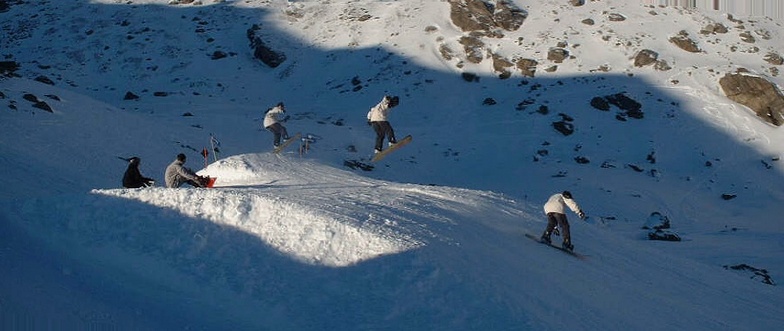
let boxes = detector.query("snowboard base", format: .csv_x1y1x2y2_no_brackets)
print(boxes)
274,133,302,154
371,135,412,162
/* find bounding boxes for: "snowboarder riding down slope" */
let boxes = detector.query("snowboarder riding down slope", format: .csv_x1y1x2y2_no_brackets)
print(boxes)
264,102,290,149
540,191,585,252
122,156,155,188
367,95,399,154
164,153,206,188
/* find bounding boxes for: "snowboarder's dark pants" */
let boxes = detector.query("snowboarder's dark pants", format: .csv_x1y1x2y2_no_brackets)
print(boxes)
266,123,289,146
371,121,396,151
545,212,571,243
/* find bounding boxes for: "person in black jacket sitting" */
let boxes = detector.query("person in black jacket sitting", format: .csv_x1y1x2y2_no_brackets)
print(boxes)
122,156,155,188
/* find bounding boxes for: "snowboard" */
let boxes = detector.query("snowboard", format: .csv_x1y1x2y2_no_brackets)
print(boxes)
273,133,302,154
371,135,412,162
525,233,587,259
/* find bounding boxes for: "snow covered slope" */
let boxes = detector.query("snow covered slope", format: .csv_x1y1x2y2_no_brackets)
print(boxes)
1,0,783,330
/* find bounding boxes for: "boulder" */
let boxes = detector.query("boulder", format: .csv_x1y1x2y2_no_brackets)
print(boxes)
719,71,784,126
459,35,486,64
447,0,527,36
764,52,783,65
247,24,286,68
547,48,569,63
669,30,701,53
634,49,658,67
516,58,538,77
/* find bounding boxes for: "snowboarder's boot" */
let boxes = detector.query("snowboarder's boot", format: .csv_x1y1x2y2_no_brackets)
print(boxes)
540,232,551,244
562,239,574,252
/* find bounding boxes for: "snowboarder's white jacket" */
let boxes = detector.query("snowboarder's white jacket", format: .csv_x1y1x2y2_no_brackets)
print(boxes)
543,193,581,215
263,105,285,128
367,96,392,122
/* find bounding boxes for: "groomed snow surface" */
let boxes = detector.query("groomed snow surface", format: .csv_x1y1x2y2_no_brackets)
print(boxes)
1,0,783,330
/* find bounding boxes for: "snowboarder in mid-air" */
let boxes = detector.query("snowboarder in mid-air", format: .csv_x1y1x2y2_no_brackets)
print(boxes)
540,191,585,251
164,153,207,188
367,95,399,154
122,156,155,188
263,102,291,149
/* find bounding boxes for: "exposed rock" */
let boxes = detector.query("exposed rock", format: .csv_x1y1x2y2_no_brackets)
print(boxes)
247,24,286,68
547,47,569,63
739,31,756,43
516,58,538,77
654,59,672,71
719,72,784,126
591,93,643,119
608,13,626,22
569,0,585,6
723,264,776,285
494,1,527,31
0,61,19,77
23,93,53,113
643,212,680,241
210,50,228,60
447,0,528,36
764,52,783,65
634,49,658,67
461,72,480,82
124,91,140,100
700,23,728,34
34,75,55,85
439,44,455,61
482,97,497,105
581,18,594,25
590,97,610,111
669,30,701,53
491,53,513,78
648,229,681,241
553,120,574,136
459,35,485,64
642,212,670,230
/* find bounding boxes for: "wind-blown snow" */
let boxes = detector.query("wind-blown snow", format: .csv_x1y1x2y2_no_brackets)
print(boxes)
1,0,783,330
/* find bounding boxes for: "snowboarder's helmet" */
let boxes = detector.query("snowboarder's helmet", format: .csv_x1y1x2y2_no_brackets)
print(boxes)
129,157,140,164
562,191,573,199
177,153,186,162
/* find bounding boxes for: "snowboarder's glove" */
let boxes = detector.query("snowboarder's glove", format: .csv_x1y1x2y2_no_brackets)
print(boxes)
578,210,585,219
553,227,560,236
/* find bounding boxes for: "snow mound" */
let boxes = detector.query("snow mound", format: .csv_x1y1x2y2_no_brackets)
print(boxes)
94,153,428,267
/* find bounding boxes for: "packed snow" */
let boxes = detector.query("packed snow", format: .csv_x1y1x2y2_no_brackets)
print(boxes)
1,0,783,330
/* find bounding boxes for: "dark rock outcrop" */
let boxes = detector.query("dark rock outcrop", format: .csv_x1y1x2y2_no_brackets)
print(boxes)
247,24,286,68
448,0,528,37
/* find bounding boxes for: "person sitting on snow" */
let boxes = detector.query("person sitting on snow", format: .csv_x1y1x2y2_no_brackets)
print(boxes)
122,156,155,188
164,153,205,188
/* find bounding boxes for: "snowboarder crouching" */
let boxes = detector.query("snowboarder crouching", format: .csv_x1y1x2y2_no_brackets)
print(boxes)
540,191,585,251
367,95,399,154
122,156,155,188
264,102,290,148
164,153,207,188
